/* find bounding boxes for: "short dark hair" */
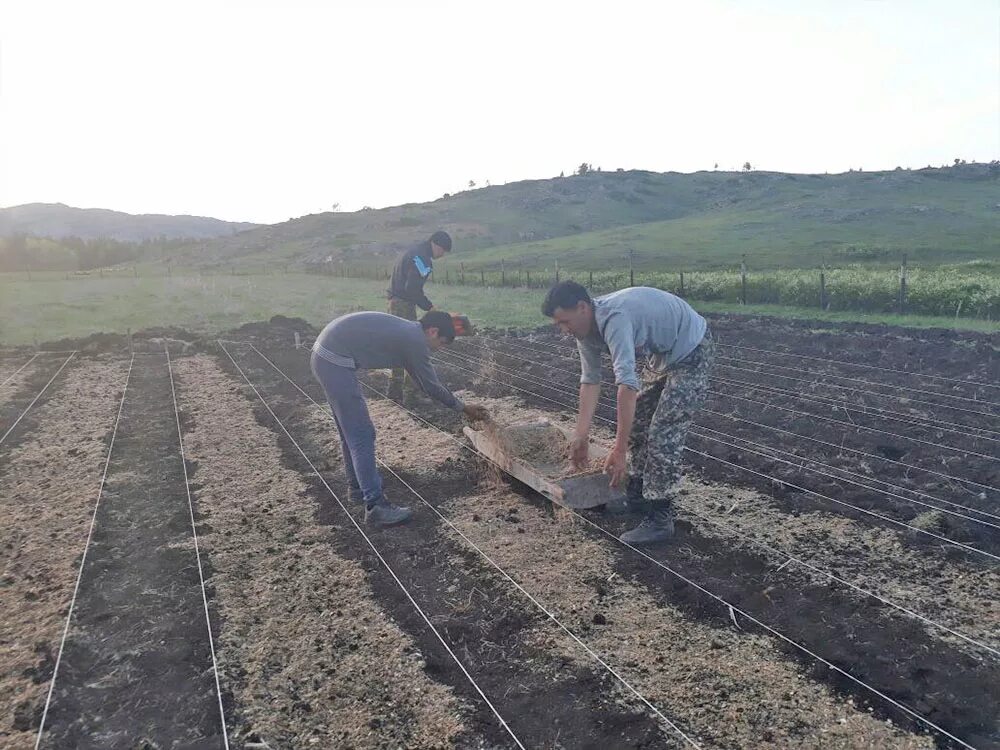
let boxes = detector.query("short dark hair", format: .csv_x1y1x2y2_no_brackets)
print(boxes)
430,230,452,252
420,310,456,342
542,281,592,317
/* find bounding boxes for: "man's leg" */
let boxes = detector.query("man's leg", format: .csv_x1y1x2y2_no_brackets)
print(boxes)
329,410,363,503
624,373,666,511
621,335,714,544
387,298,417,401
312,354,412,525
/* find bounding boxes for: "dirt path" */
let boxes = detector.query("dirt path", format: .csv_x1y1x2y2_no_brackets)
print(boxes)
0,356,128,749
173,354,470,749
39,353,225,749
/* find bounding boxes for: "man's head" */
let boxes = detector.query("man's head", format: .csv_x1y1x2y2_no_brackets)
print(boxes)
420,309,456,350
542,281,594,339
429,230,452,259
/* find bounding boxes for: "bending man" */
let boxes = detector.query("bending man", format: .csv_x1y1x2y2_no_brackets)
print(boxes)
542,282,714,544
312,309,487,527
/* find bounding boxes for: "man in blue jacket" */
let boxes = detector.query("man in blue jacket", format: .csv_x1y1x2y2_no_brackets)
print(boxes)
542,281,714,544
386,230,452,400
312,309,488,527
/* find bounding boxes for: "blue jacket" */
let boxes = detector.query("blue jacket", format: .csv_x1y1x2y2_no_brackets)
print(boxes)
388,241,434,310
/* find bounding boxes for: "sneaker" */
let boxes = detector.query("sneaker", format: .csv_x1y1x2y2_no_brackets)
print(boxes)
364,498,413,526
619,508,675,544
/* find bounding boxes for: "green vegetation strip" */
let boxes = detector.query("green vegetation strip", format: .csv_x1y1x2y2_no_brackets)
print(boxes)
2,273,996,347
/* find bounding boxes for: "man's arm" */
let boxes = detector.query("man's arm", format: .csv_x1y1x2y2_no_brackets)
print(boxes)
599,312,640,488
569,383,601,466
604,384,637,488
405,350,463,410
405,255,434,311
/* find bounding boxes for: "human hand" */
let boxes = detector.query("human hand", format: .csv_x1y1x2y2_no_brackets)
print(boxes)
568,434,590,468
603,446,628,488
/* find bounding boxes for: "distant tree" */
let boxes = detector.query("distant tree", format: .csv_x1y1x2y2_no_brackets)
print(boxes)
714,163,719,169
468,180,476,188
331,203,341,212
442,193,451,199
559,171,565,178
486,180,491,186
597,166,602,172
616,167,624,172
954,158,961,166
742,161,752,172
360,206,373,211
576,163,591,175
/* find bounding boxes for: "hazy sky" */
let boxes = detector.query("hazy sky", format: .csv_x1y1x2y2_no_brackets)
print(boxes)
1,0,997,224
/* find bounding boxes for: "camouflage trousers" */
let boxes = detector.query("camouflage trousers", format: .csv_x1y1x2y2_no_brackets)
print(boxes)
387,297,417,399
628,331,714,509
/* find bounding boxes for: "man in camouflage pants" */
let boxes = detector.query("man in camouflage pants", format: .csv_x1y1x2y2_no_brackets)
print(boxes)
542,281,714,544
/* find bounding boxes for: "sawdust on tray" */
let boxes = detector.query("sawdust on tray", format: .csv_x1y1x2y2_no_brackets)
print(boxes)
173,355,465,748
0,357,129,742
442,488,934,750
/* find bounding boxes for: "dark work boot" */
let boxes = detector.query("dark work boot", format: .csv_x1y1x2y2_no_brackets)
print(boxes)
365,497,413,527
619,505,675,545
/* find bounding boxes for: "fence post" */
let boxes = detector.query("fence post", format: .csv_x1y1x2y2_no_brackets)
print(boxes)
461,261,465,285
898,254,908,314
526,270,531,287
679,271,685,296
501,259,505,287
167,264,172,277
628,249,634,287
555,260,560,284
819,269,826,310
481,269,486,286
589,270,593,287
740,254,748,305
134,266,138,278
446,270,450,285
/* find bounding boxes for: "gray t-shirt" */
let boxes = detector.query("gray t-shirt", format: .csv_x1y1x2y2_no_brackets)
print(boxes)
578,287,707,391
313,311,464,411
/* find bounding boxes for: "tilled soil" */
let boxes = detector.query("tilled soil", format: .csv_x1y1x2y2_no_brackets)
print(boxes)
173,354,470,749
0,354,75,435
0,356,128,748
39,353,225,749
222,344,679,748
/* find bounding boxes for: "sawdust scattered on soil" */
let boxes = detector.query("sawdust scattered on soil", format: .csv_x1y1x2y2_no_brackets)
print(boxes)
0,356,42,408
301,396,464,478
442,488,934,749
173,355,465,748
677,478,1000,656
0,357,128,743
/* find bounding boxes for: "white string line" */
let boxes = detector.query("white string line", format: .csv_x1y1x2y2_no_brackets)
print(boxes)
708,387,1000,464
165,346,230,750
711,374,1000,442
217,342,527,750
465,336,1000,442
712,353,1000,409
440,347,1000,526
432,353,1000,564
35,354,135,750
327,356,978,748
716,341,1000,391
0,352,40,389
455,339,1000,494
247,344,701,748
262,345,1000,668
462,334,1000,457
488,334,1000,402
713,356,1000,418
0,352,77,446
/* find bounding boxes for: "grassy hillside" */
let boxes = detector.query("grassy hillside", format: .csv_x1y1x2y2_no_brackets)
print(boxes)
183,164,1000,272
0,203,258,241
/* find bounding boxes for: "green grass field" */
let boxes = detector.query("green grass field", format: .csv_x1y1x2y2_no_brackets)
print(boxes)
2,272,996,348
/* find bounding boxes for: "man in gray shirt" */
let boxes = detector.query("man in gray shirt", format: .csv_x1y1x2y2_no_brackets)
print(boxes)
312,310,488,526
542,282,714,544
